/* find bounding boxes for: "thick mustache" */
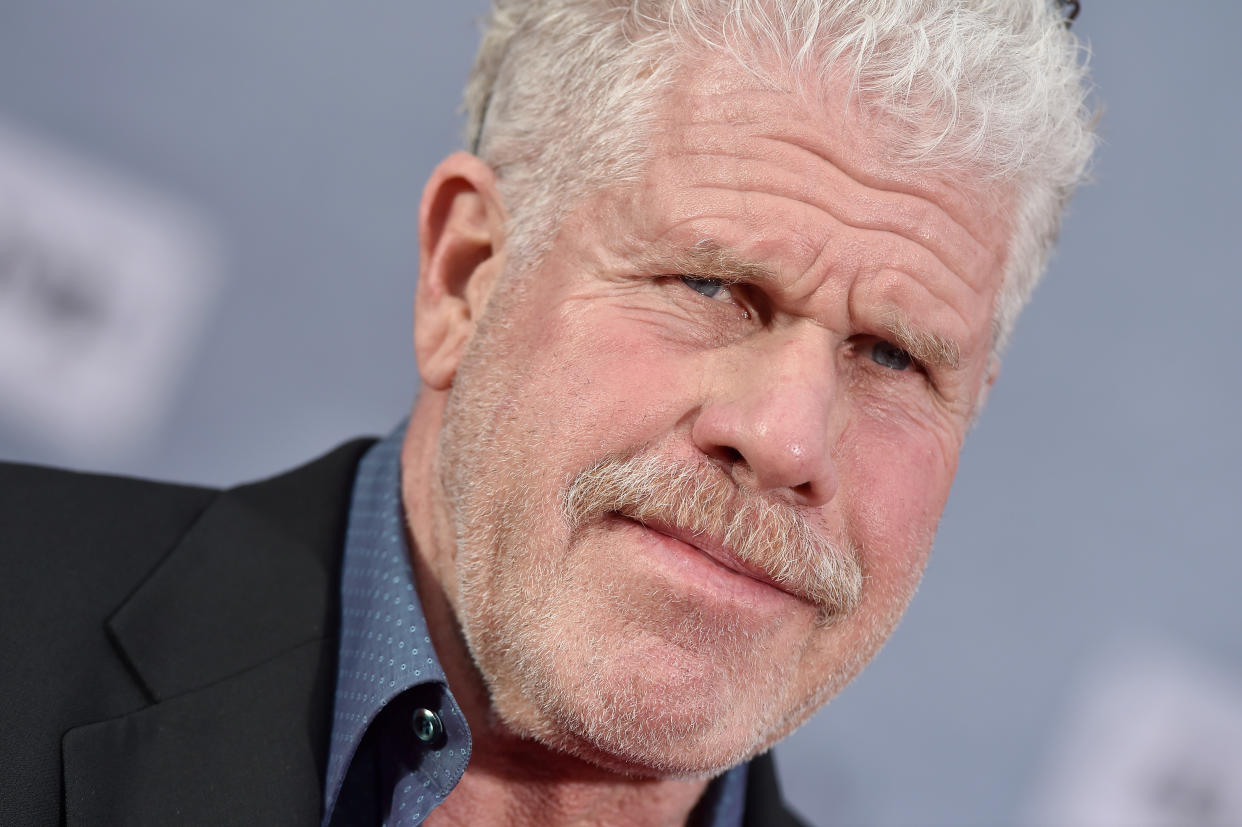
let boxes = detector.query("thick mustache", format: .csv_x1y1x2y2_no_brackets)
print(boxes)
563,453,862,617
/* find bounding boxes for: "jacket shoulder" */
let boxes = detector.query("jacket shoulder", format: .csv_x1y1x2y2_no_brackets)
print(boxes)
744,751,812,827
0,462,220,824
0,460,219,633
0,440,376,825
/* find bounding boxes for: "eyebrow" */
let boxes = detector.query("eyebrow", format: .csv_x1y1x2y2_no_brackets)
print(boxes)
635,240,778,284
882,310,962,371
637,239,963,371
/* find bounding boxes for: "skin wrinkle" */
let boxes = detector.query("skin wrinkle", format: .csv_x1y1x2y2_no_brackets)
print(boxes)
668,157,996,306
649,214,829,287
614,231,979,434
696,243,967,433
664,188,979,340
626,236,972,383
561,449,863,617
896,267,986,342
851,275,986,409
674,140,990,279
650,118,1001,307
860,272,971,367
676,79,1006,253
633,225,973,378
554,279,739,354
465,0,1096,358
753,129,1003,254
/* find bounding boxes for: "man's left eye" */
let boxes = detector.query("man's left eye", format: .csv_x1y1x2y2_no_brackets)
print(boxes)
679,275,730,301
869,340,913,371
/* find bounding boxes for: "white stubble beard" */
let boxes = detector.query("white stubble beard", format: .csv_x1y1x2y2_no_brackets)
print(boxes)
431,291,897,779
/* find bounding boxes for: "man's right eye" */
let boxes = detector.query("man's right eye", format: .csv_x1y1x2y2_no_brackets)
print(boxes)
679,275,730,301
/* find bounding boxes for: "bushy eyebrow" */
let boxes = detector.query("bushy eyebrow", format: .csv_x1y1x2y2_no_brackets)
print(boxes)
636,239,963,371
882,310,962,371
635,240,778,284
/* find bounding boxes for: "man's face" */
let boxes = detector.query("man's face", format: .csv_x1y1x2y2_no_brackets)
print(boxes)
435,59,1008,777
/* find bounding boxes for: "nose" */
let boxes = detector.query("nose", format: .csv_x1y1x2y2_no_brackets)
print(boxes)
691,331,839,508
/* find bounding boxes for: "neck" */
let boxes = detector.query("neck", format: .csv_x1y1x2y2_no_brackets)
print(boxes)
400,394,712,827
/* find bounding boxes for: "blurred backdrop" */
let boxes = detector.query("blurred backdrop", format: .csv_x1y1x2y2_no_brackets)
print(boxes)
2,1,1240,824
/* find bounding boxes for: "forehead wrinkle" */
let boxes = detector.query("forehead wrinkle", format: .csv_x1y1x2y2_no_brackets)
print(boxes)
641,226,967,375
758,139,996,291
669,108,1003,284
761,128,997,253
641,185,980,342
685,82,1004,244
666,60,1012,276
669,180,977,315
663,142,998,297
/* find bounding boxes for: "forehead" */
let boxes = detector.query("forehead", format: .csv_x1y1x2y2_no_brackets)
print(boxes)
576,55,1013,360
617,55,1012,307
658,54,1010,233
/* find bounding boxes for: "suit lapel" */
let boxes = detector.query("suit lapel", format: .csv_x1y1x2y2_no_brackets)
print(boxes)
744,751,810,827
62,440,373,826
63,638,335,825
106,492,338,702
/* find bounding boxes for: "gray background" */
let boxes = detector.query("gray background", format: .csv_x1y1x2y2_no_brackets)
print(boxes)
2,1,1239,824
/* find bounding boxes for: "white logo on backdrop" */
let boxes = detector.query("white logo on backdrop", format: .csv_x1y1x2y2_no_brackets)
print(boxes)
1026,642,1242,827
0,118,220,460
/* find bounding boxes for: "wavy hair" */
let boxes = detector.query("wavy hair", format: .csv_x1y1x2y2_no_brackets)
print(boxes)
463,0,1097,352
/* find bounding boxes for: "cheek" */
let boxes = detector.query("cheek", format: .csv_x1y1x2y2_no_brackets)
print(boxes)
524,308,700,450
836,416,959,575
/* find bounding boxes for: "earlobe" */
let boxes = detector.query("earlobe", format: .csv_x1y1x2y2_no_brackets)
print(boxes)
414,152,507,390
986,356,1001,388
976,356,1001,411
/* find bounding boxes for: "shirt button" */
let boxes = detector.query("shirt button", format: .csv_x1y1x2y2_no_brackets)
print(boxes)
412,708,445,747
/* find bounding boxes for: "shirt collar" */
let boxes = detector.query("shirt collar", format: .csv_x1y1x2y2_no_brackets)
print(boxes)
322,425,470,824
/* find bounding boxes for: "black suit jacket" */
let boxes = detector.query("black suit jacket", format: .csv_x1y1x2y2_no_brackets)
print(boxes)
0,442,808,826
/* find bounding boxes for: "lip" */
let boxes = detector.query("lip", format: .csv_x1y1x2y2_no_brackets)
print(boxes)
616,513,808,605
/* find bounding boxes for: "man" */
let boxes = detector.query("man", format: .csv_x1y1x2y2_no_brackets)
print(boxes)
0,1,1095,824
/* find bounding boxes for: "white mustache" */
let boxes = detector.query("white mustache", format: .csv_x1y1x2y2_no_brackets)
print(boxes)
562,452,862,618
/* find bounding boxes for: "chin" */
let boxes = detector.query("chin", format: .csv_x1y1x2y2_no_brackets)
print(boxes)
506,692,765,780
450,497,860,780
477,622,800,779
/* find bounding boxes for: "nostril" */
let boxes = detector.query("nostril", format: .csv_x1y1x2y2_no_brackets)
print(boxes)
700,443,744,474
714,445,744,466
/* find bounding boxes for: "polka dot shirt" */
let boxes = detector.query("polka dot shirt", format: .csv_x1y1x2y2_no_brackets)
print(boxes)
322,429,470,826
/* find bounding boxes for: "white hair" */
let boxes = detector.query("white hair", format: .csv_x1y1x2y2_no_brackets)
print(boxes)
463,0,1097,353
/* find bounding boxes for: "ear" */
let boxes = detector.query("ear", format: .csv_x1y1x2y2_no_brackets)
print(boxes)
976,355,1001,412
414,151,508,390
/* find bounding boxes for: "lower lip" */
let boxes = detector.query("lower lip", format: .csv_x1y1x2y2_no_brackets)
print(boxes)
604,514,800,615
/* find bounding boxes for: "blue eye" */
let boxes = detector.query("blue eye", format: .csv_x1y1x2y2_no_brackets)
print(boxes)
680,275,729,300
870,340,912,371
